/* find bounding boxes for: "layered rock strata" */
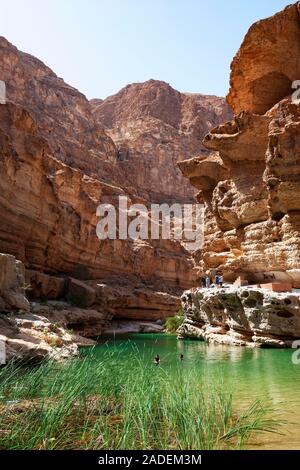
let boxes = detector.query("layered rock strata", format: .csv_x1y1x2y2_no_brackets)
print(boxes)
92,80,232,203
178,3,300,288
0,99,195,289
0,254,80,362
1,252,176,361
0,37,216,347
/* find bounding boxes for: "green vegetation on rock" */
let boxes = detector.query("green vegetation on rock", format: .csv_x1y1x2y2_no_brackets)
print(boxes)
165,308,185,334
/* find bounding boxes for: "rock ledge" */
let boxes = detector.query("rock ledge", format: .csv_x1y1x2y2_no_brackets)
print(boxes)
178,286,300,347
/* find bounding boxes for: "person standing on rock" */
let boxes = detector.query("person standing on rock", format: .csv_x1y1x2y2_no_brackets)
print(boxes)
201,277,206,288
216,273,223,287
205,275,211,288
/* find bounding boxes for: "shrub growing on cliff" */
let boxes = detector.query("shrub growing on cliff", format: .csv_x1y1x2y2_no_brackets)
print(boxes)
164,308,184,334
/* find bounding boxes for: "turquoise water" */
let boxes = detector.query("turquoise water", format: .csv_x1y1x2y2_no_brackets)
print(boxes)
87,334,300,450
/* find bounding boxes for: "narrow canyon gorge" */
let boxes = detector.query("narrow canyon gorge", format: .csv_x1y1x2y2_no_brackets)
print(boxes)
1,2,300,360
0,36,230,360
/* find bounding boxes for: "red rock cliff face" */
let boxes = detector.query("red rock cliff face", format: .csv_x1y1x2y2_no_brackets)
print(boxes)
91,80,232,203
0,37,199,295
179,2,300,287
0,37,118,178
227,2,300,115
0,37,230,331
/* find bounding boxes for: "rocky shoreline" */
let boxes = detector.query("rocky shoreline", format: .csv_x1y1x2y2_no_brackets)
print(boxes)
0,253,173,362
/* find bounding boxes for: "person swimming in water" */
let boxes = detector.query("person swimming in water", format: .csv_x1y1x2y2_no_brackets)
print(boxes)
180,354,184,361
154,354,160,365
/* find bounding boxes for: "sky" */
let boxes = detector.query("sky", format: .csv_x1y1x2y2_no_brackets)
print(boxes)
0,0,292,100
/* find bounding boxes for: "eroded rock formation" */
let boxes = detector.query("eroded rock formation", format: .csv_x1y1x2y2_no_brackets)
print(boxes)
227,2,300,115
0,252,177,361
0,37,199,323
179,2,300,288
178,287,300,348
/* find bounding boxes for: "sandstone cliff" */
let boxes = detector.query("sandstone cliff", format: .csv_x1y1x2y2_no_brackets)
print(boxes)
0,37,231,357
91,80,232,203
179,2,300,288
0,37,200,345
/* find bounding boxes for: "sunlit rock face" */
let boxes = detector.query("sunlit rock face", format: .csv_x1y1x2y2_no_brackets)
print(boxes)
0,37,233,299
0,37,117,177
227,3,300,115
178,3,300,287
91,79,232,203
178,287,300,347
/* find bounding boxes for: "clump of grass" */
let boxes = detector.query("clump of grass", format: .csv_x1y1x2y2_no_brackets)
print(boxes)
0,349,283,450
43,336,64,348
165,308,185,334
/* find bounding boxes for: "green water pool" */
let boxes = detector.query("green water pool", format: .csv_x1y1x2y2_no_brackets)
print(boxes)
84,333,300,450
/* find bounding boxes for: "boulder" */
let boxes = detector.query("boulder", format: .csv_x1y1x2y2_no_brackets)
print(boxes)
0,312,79,363
2,290,30,312
26,270,66,300
0,254,29,311
66,278,96,308
0,253,25,292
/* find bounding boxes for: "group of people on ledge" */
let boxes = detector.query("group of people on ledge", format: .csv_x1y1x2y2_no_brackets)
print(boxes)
201,272,223,289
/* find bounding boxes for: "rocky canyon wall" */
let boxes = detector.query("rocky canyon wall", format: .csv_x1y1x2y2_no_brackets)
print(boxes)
179,2,300,288
0,36,231,355
91,80,232,203
0,38,200,284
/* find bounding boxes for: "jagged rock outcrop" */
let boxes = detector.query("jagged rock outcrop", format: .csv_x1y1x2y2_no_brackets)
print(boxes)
178,2,300,288
178,287,300,347
0,252,180,362
0,254,81,362
1,253,171,361
92,80,232,202
0,253,29,312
